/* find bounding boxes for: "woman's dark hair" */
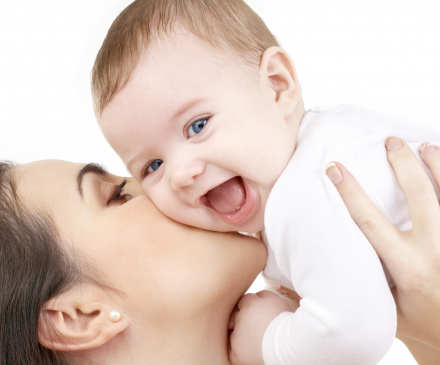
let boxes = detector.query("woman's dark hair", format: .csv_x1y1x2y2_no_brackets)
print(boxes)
0,161,81,365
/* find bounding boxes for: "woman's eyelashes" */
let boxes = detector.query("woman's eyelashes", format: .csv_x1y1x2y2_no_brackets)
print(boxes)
107,179,131,205
187,117,208,138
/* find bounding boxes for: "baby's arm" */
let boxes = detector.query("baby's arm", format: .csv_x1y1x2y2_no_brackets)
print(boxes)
229,291,292,365
260,156,396,364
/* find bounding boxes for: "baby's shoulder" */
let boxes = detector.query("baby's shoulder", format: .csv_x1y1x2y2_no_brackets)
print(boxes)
303,104,429,144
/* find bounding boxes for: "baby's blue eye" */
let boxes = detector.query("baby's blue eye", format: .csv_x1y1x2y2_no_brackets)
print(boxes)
187,118,208,137
147,159,163,174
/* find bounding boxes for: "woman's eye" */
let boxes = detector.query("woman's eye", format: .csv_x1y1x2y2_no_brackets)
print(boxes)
187,118,208,138
146,159,164,174
107,179,131,206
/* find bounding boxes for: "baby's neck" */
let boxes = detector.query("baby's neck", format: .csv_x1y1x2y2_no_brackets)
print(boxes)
290,97,307,142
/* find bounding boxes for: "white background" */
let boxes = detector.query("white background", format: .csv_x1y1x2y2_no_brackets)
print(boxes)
1,1,439,363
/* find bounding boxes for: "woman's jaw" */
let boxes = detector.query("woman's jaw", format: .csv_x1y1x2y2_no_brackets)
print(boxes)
17,160,266,365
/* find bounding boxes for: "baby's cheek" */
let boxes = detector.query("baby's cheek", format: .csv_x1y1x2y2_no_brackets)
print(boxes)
141,184,150,196
155,194,183,219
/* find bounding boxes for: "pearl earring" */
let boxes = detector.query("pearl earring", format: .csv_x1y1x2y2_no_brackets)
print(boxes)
109,311,121,322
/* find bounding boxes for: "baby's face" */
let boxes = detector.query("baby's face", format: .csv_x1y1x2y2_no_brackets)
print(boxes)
99,32,297,232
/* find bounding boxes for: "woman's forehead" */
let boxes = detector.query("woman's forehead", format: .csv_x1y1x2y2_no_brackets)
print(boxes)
16,160,82,209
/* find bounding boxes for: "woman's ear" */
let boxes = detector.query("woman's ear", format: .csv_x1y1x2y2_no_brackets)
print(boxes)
259,46,302,117
38,285,129,352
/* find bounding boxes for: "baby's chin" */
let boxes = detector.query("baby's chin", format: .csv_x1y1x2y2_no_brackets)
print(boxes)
187,213,264,234
217,213,265,234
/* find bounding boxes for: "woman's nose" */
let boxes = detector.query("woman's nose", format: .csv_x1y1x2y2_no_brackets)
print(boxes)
170,160,205,191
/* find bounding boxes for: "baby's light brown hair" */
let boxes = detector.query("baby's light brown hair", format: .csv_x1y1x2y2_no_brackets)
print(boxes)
91,0,280,116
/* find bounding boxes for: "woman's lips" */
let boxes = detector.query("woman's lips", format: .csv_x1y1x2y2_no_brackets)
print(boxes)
202,177,255,224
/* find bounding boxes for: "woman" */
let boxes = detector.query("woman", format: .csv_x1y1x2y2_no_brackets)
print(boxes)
0,159,266,365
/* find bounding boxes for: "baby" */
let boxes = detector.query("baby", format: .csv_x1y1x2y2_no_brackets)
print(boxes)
92,1,440,364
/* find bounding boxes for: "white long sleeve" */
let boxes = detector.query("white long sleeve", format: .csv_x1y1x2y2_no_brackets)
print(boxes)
262,105,440,365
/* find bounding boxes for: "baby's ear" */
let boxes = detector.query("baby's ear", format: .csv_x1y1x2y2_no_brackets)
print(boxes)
38,285,129,352
259,46,301,117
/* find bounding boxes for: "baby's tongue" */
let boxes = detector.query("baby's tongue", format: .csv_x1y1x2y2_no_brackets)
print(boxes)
206,177,246,214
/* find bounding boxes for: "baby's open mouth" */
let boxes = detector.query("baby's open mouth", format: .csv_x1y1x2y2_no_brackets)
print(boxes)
201,176,255,225
205,176,247,215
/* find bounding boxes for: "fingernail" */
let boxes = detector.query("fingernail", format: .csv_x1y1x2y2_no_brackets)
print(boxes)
419,142,439,157
276,286,288,297
325,163,343,185
385,136,403,151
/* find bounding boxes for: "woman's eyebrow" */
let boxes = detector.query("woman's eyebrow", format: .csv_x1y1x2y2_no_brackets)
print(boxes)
77,163,108,198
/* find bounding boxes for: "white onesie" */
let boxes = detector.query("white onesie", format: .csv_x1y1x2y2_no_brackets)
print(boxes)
261,104,440,365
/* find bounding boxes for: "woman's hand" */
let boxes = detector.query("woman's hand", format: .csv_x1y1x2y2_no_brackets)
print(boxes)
326,137,440,350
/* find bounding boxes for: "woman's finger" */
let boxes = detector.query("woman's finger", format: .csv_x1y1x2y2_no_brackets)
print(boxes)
276,285,302,302
385,137,440,231
326,162,402,258
419,142,440,190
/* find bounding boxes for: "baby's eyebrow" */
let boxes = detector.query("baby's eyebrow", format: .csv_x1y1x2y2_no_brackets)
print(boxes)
126,153,149,176
77,163,108,198
169,97,208,124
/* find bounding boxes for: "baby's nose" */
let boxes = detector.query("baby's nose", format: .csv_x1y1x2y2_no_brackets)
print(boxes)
170,161,205,191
